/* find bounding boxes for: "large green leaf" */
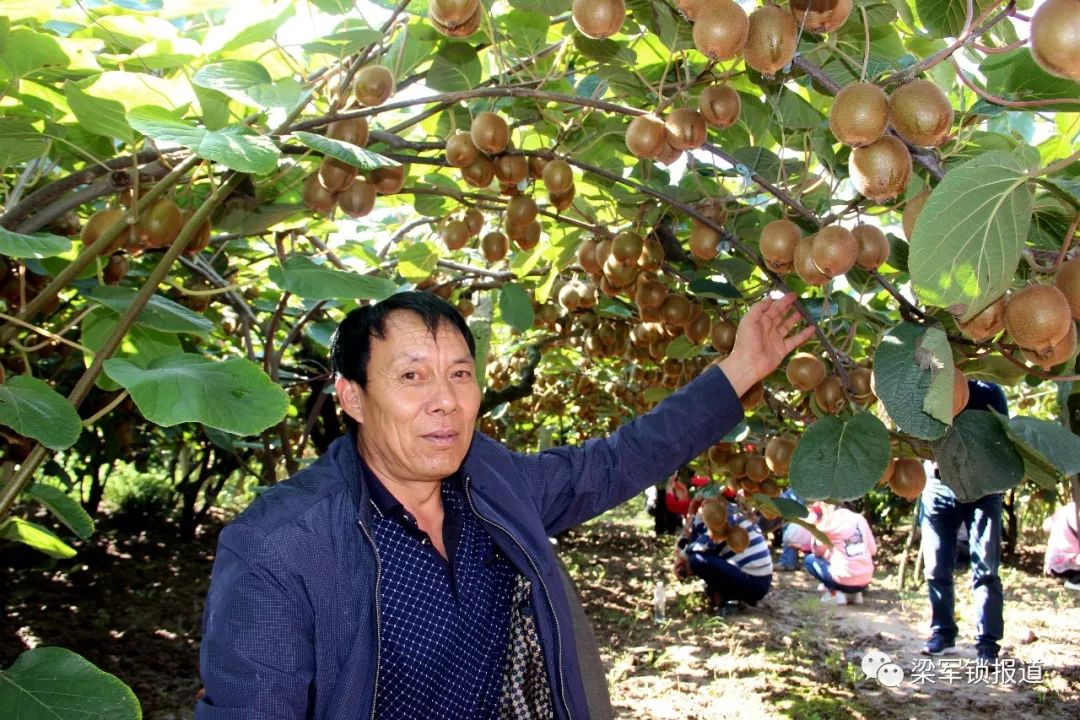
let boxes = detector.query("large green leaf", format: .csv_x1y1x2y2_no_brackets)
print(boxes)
427,43,482,92
0,518,76,559
0,375,82,450
268,255,398,301
24,483,94,540
64,81,133,143
789,412,891,500
0,118,49,166
873,322,949,440
916,0,990,37
0,226,70,258
981,49,1080,110
192,61,302,111
998,415,1080,490
396,241,440,282
291,131,398,171
103,355,289,436
909,151,1033,320
0,647,140,719
0,27,68,80
499,283,534,332
217,2,295,53
127,106,280,174
88,287,214,334
919,325,956,425
81,308,183,392
932,410,1024,502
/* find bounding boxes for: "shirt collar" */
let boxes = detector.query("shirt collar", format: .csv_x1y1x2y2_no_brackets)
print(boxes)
356,451,464,519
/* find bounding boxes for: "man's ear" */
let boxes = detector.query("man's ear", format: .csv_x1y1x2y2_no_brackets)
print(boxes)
334,376,365,425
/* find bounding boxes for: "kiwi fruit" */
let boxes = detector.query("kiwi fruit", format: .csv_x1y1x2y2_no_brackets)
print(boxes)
635,278,667,309
610,231,643,264
461,156,495,188
829,82,888,147
318,157,357,193
765,436,797,475
494,153,528,184
794,235,830,285
429,0,478,27
745,453,770,482
698,85,741,129
665,108,707,151
849,366,875,403
303,172,337,212
1055,257,1080,320
353,65,395,107
594,237,614,271
445,131,479,169
550,184,576,211
878,459,895,487
1030,0,1080,80
625,114,667,159
655,139,683,165
577,238,602,275
327,117,370,147
689,221,722,261
431,4,482,37
677,0,707,21
741,382,765,412
514,221,542,251
815,375,847,414
442,220,471,251
558,282,583,312
103,253,128,285
725,524,751,552
902,189,931,240
786,353,826,392
371,164,407,194
888,79,954,148
481,231,509,262
852,224,890,271
135,198,183,249
685,312,712,344
702,500,728,540
849,135,912,202
759,219,801,274
888,458,926,500
81,208,128,256
603,254,638,288
711,318,737,353
1023,321,1077,370
1004,284,1073,354
693,0,749,61
506,195,538,228
661,294,692,326
744,5,798,76
471,112,510,155
955,294,1006,342
541,159,574,195
791,0,852,33
638,236,665,271
951,367,970,418
463,208,484,237
181,210,212,256
338,180,377,218
810,225,859,278
572,0,625,39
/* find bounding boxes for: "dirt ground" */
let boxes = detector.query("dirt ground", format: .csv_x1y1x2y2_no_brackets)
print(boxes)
2,501,1079,719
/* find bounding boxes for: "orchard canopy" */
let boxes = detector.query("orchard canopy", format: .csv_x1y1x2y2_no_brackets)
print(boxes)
2,0,1080,551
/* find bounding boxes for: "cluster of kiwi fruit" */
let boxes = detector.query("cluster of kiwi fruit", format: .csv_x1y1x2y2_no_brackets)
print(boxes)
829,78,953,202
759,216,890,287
784,352,876,415
439,207,485,252
428,0,484,37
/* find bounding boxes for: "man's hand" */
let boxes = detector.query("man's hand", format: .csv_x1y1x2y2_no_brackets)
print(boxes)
717,292,815,397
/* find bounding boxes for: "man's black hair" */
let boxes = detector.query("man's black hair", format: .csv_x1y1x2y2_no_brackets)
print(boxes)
330,289,475,390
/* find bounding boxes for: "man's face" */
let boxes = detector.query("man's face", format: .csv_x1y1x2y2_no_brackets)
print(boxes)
340,311,480,486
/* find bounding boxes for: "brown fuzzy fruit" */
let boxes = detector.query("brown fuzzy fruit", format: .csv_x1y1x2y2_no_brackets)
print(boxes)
954,298,1005,346
786,353,827,392
889,458,926,500
685,312,712,345
431,4,482,36
829,82,888,147
471,112,509,155
693,0,749,61
725,524,750,552
849,135,912,202
635,278,667,309
849,366,875,403
463,208,484,236
429,0,479,27
541,159,574,195
810,225,859,278
442,220,471,251
902,189,931,240
1023,320,1077,370
698,85,741,129
654,140,682,165
951,367,970,418
506,195,538,228
815,375,847,414
327,117,370,147
445,131,479,169
790,0,842,10
481,231,509,262
701,499,728,538
494,153,528,184
665,109,707,151
1004,284,1073,354
689,222,722,261
318,157,357,193
677,0,707,21
639,236,665,271
578,238,602,275
135,198,183,249
1055,257,1080,320
661,294,692,326
741,381,765,411
765,436,797,476
303,173,337,212
353,65,395,107
852,224,890,271
103,253,128,284
82,208,128,256
550,184,576,211
711,319,737,353
625,114,667,159
371,164,407,194
572,0,625,39
611,231,643,264
745,454,770,482
889,79,954,148
514,221,542,251
759,218,801,274
338,181,377,218
461,157,495,188
181,210,212,256
794,235,830,285
1030,0,1080,80
744,5,798,76
791,0,852,33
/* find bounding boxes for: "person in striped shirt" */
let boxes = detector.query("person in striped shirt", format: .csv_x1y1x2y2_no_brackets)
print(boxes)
673,500,774,608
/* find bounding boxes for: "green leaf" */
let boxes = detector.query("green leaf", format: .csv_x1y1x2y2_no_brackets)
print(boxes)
573,35,637,65
127,106,280,174
495,11,550,59
771,89,824,131
915,0,987,37
0,518,76,559
24,483,94,540
428,43,482,92
752,494,811,520
919,326,956,425
303,28,384,56
873,322,949,440
64,82,133,143
311,0,354,12
103,355,289,436
959,354,1027,386
687,276,742,299
932,410,1024,502
291,130,399,171
1000,415,1080,489
981,49,1080,110
0,226,70,259
88,287,214,334
0,118,48,167
665,335,701,360
80,308,183,389
0,27,68,80
386,23,438,77
0,647,141,718
789,412,892,501
192,61,302,111
909,151,1033,320
268,255,398,301
731,146,782,182
643,387,673,404
219,3,295,52
499,283,534,332
511,0,571,13
0,375,82,450
396,241,440,282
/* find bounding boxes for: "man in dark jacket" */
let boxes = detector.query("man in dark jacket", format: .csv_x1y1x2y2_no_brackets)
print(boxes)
196,290,812,719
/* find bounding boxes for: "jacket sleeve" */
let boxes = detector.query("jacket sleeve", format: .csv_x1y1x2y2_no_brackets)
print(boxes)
512,365,745,535
196,522,316,720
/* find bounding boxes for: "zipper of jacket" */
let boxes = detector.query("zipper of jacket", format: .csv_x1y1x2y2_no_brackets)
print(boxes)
463,472,572,720
356,517,383,720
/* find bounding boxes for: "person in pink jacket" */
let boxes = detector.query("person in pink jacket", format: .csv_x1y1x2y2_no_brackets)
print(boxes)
803,502,878,605
1043,501,1080,590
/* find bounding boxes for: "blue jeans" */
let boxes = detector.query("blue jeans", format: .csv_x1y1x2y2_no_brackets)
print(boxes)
687,552,771,604
778,545,800,568
921,482,1004,654
803,555,867,593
